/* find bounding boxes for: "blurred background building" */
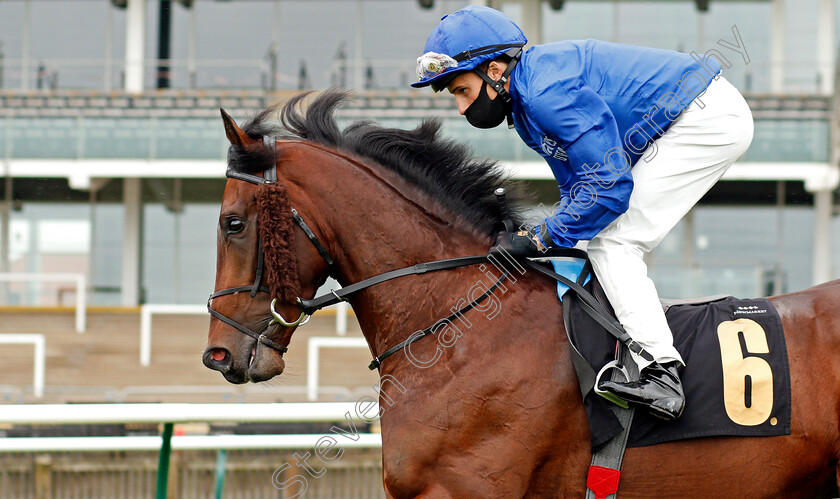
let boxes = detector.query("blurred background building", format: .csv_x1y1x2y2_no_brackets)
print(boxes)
0,1,836,494
0,0,837,306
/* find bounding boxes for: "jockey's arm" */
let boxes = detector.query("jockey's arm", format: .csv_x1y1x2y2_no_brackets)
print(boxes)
527,84,634,249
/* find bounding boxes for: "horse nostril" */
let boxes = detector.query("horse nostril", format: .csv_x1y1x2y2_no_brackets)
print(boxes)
203,347,232,373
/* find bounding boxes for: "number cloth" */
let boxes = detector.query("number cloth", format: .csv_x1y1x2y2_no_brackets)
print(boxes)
566,288,791,450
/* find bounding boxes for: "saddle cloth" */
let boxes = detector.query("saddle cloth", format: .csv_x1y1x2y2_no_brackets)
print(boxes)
552,260,792,451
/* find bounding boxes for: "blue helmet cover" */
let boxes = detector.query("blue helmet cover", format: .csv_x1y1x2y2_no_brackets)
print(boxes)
412,5,527,90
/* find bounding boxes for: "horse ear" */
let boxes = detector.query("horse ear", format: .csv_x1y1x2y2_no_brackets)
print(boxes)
220,108,259,148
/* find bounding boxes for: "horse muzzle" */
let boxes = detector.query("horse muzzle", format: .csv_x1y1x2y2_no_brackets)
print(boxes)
203,335,287,384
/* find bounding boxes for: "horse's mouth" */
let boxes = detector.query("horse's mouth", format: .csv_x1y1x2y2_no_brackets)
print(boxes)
246,341,286,383
203,340,285,384
223,346,257,384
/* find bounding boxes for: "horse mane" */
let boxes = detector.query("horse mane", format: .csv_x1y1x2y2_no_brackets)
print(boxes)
228,90,525,237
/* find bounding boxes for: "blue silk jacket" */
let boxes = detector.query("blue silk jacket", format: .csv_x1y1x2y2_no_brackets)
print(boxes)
509,39,721,247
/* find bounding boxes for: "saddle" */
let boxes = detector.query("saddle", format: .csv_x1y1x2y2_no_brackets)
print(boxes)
538,254,792,451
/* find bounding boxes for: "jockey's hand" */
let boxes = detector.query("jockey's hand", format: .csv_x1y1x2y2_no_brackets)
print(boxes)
490,230,543,258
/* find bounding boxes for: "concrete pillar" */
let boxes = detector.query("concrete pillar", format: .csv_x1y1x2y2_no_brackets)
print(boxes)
817,0,835,95
1,174,10,274
269,0,281,91
520,0,542,45
354,0,364,90
125,0,146,93
20,0,31,91
105,2,114,92
0,173,10,304
774,181,785,295
188,1,198,88
121,178,142,306
770,0,785,93
696,8,705,52
812,189,832,285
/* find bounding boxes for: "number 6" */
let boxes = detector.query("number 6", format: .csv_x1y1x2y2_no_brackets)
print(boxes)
717,318,774,426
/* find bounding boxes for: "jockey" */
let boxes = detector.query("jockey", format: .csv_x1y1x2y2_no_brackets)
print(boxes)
412,5,753,422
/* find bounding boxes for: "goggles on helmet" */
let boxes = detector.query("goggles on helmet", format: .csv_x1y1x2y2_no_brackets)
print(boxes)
416,52,459,81
415,43,524,92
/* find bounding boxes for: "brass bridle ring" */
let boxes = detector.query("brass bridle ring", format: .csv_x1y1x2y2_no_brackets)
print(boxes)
269,298,311,327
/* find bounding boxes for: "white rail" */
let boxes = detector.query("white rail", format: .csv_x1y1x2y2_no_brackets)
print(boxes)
140,304,207,366
115,384,355,403
0,434,382,453
0,402,372,424
307,337,370,402
0,334,45,398
0,273,86,332
0,402,382,453
336,300,349,335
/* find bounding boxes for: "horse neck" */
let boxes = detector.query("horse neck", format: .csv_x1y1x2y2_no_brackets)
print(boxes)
284,143,497,357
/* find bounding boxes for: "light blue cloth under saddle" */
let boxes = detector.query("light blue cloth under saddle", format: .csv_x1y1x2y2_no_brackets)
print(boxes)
550,258,591,300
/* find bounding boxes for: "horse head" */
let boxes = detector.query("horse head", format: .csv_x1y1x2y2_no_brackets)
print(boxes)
203,108,333,384
204,90,525,386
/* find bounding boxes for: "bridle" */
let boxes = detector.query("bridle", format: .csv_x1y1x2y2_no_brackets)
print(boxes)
207,136,334,355
209,136,648,371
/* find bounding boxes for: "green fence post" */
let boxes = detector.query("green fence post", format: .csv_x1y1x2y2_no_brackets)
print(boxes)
156,422,175,499
214,448,228,499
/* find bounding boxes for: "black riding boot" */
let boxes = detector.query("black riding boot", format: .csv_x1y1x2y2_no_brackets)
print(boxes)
598,361,685,422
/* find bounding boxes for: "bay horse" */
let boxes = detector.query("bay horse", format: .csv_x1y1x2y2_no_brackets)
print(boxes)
204,90,840,497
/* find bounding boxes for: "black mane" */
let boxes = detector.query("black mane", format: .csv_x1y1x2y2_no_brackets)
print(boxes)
228,90,525,236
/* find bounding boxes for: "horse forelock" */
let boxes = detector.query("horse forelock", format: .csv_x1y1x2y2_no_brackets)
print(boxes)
255,183,301,303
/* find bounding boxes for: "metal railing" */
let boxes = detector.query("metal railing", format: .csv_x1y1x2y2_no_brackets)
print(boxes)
0,433,382,453
0,56,831,94
0,384,364,405
139,304,206,367
0,334,44,398
0,402,382,498
0,273,86,333
307,337,370,402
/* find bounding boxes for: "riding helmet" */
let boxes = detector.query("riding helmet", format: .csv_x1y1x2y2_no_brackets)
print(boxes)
412,5,527,92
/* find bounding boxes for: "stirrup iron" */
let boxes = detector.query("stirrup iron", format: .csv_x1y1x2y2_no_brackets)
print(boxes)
594,359,631,409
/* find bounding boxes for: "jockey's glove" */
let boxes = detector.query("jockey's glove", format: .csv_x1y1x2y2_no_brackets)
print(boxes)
490,230,545,258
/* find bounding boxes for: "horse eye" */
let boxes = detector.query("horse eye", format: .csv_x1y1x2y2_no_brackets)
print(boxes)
226,218,245,234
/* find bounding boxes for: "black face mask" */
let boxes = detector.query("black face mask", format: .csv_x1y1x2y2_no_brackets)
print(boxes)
465,80,509,129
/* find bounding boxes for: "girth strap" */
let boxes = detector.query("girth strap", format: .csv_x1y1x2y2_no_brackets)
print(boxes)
299,255,491,315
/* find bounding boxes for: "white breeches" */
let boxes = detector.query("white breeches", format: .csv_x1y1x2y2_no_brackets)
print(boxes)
588,75,754,369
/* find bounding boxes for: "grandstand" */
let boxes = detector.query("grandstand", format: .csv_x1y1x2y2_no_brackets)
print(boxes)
0,0,838,496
